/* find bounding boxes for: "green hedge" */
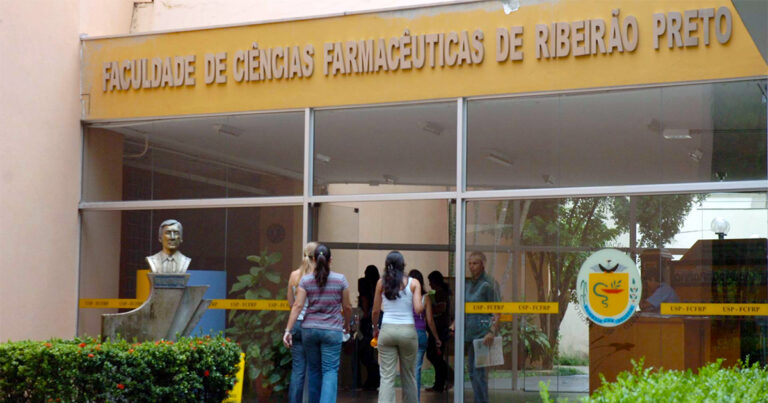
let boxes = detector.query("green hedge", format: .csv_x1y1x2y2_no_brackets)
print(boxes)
541,359,768,403
0,336,241,403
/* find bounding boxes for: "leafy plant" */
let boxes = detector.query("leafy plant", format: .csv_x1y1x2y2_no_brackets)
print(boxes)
226,249,292,394
0,336,241,403
555,354,589,367
499,315,551,367
539,359,768,403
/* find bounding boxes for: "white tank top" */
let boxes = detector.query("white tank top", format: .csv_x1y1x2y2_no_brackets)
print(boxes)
381,277,415,325
292,284,308,321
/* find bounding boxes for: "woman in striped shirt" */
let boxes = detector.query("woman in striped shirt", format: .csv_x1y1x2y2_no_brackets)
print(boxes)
284,244,351,403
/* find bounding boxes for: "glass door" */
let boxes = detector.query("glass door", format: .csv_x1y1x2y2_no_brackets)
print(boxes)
312,200,455,402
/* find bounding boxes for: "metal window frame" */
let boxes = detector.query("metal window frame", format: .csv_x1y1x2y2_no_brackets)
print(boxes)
78,77,768,395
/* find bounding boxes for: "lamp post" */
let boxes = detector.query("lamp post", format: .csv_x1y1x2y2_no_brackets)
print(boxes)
710,217,731,240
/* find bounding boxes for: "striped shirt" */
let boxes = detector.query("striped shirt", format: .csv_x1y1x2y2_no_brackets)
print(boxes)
300,271,349,331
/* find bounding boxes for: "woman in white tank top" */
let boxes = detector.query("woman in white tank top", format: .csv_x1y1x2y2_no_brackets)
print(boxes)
285,242,317,403
372,251,424,403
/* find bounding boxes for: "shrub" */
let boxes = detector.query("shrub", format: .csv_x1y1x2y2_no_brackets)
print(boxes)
0,336,241,403
540,359,768,403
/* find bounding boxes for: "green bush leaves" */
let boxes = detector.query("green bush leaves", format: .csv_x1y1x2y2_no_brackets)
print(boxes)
540,359,768,403
0,336,241,403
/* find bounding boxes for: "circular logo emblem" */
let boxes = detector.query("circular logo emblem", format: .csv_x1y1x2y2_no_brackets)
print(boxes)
576,249,641,327
266,223,286,244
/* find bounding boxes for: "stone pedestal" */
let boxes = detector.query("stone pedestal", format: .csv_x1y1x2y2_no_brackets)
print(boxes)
102,273,210,342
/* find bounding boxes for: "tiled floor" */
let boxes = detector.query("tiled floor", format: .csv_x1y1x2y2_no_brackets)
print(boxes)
247,387,587,402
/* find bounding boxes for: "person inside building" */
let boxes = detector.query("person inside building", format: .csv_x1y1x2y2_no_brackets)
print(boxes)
425,270,454,393
357,265,381,390
372,251,424,403
408,269,441,402
283,244,352,403
641,269,679,313
463,251,500,403
285,242,318,403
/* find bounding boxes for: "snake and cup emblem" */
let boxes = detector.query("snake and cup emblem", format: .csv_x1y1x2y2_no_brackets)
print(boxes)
577,249,642,327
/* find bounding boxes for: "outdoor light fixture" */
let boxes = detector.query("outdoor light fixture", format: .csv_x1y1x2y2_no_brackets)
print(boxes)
213,124,244,137
710,217,731,240
500,0,520,14
486,151,514,168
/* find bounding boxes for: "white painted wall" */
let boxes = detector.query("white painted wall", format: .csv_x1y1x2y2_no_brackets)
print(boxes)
0,0,134,341
130,0,470,33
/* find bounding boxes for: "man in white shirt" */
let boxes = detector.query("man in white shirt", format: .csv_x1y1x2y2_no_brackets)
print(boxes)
146,219,191,274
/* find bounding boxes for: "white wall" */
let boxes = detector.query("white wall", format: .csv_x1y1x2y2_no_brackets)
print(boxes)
81,0,135,37
0,0,134,341
131,0,467,33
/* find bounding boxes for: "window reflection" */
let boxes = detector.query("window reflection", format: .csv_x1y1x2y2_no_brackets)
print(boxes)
465,192,767,396
467,80,767,190
313,102,456,195
83,112,305,201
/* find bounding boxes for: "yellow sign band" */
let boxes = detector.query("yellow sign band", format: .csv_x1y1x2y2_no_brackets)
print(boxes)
465,302,558,314
81,1,766,121
208,299,290,311
661,303,768,316
79,299,143,309
79,299,290,311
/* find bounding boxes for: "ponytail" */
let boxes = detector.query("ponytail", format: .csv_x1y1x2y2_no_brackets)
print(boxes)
299,242,318,277
383,251,406,300
313,244,331,288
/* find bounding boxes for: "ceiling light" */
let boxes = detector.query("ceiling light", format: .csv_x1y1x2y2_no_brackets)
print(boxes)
213,124,243,137
382,174,396,184
688,149,703,162
662,128,692,139
542,174,555,185
419,121,444,136
646,118,661,132
486,151,514,168
315,153,331,163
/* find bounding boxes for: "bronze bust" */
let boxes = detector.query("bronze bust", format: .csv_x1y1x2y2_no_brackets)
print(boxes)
146,219,191,274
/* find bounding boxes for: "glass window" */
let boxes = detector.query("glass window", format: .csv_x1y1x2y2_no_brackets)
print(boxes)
82,111,305,201
313,102,457,195
78,206,302,399
463,192,766,399
467,80,767,190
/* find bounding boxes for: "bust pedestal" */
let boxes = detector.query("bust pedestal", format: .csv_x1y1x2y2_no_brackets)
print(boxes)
101,273,210,342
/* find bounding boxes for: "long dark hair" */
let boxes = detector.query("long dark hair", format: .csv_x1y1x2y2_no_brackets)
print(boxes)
428,270,450,293
383,251,406,300
313,244,331,288
408,269,426,295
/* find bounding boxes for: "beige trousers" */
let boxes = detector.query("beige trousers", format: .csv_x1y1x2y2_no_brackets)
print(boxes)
378,323,418,403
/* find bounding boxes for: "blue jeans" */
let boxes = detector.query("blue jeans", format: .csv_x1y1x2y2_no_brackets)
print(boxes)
289,320,306,403
302,327,342,403
415,329,428,402
466,342,488,403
